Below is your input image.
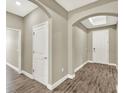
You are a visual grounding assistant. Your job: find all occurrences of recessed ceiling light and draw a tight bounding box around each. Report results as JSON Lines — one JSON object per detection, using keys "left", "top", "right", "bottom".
{"left": 89, "top": 16, "right": 106, "bottom": 26}
{"left": 16, "top": 1, "right": 21, "bottom": 6}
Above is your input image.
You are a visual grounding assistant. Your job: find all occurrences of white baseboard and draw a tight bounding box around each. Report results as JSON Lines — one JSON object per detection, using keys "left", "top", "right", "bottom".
{"left": 67, "top": 74, "right": 75, "bottom": 79}
{"left": 74, "top": 61, "right": 89, "bottom": 72}
{"left": 87, "top": 60, "right": 93, "bottom": 63}
{"left": 89, "top": 61, "right": 117, "bottom": 65}
{"left": 87, "top": 60, "right": 117, "bottom": 67}
{"left": 47, "top": 73, "right": 77, "bottom": 90}
{"left": 21, "top": 70, "right": 33, "bottom": 79}
{"left": 103, "top": 63, "right": 117, "bottom": 66}
{"left": 47, "top": 74, "right": 76, "bottom": 90}
{"left": 47, "top": 75, "right": 68, "bottom": 90}
{"left": 47, "top": 61, "right": 90, "bottom": 90}
{"left": 47, "top": 61, "right": 89, "bottom": 90}
{"left": 6, "top": 62, "right": 19, "bottom": 73}
{"left": 109, "top": 63, "right": 117, "bottom": 66}
{"left": 47, "top": 84, "right": 53, "bottom": 90}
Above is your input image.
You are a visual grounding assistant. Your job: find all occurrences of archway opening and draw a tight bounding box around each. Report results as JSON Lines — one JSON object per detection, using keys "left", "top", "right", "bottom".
{"left": 72, "top": 13, "right": 118, "bottom": 74}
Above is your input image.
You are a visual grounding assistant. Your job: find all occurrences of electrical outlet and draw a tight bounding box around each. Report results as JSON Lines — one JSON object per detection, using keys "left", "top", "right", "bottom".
{"left": 61, "top": 68, "right": 64, "bottom": 72}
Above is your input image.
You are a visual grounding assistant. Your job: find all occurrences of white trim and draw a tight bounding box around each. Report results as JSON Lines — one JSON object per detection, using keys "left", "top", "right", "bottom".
{"left": 67, "top": 74, "right": 75, "bottom": 79}
{"left": 32, "top": 21, "right": 48, "bottom": 28}
{"left": 47, "top": 61, "right": 88, "bottom": 90}
{"left": 74, "top": 61, "right": 89, "bottom": 72}
{"left": 88, "top": 60, "right": 117, "bottom": 67}
{"left": 47, "top": 84, "right": 53, "bottom": 90}
{"left": 48, "top": 18, "right": 53, "bottom": 88}
{"left": 47, "top": 64, "right": 88, "bottom": 91}
{"left": 47, "top": 60, "right": 117, "bottom": 91}
{"left": 74, "top": 60, "right": 117, "bottom": 72}
{"left": 47, "top": 74, "right": 75, "bottom": 90}
{"left": 7, "top": 28, "right": 21, "bottom": 32}
{"left": 18, "top": 31, "right": 21, "bottom": 73}
{"left": 110, "top": 63, "right": 117, "bottom": 66}
{"left": 7, "top": 28, "right": 22, "bottom": 73}
{"left": 21, "top": 70, "right": 33, "bottom": 79}
{"left": 47, "top": 75, "right": 68, "bottom": 90}
{"left": 6, "top": 62, "right": 19, "bottom": 73}
{"left": 87, "top": 60, "right": 93, "bottom": 63}
{"left": 32, "top": 21, "right": 49, "bottom": 86}
{"left": 92, "top": 61, "right": 117, "bottom": 66}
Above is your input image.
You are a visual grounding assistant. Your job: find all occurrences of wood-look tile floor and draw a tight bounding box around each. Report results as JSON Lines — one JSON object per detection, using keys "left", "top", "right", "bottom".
{"left": 6, "top": 63, "right": 117, "bottom": 93}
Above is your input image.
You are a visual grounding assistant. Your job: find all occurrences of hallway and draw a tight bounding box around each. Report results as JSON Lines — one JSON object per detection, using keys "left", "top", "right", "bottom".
{"left": 6, "top": 63, "right": 117, "bottom": 93}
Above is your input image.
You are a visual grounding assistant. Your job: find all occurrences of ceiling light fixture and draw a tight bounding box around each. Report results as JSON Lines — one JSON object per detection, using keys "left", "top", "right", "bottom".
{"left": 89, "top": 16, "right": 106, "bottom": 26}
{"left": 16, "top": 1, "right": 21, "bottom": 6}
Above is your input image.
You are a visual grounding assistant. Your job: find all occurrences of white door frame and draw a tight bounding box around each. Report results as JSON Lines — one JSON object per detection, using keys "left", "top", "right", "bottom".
{"left": 32, "top": 21, "right": 49, "bottom": 86}
{"left": 92, "top": 30, "right": 109, "bottom": 64}
{"left": 6, "top": 28, "right": 21, "bottom": 73}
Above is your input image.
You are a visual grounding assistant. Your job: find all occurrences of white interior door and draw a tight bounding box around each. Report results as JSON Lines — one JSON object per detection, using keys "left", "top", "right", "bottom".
{"left": 92, "top": 29, "right": 109, "bottom": 64}
{"left": 33, "top": 21, "right": 48, "bottom": 86}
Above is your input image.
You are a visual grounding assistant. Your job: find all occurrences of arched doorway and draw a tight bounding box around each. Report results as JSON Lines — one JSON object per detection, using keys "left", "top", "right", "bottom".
{"left": 68, "top": 2, "right": 118, "bottom": 76}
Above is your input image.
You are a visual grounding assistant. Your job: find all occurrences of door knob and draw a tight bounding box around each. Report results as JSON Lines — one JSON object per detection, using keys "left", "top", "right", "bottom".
{"left": 93, "top": 48, "right": 95, "bottom": 52}
{"left": 44, "top": 57, "right": 47, "bottom": 59}
{"left": 32, "top": 50, "right": 35, "bottom": 53}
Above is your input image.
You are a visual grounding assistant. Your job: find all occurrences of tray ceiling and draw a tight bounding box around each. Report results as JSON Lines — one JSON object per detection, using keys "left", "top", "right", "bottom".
{"left": 81, "top": 16, "right": 117, "bottom": 29}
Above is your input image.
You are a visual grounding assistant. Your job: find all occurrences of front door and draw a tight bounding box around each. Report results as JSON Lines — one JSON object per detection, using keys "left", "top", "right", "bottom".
{"left": 92, "top": 29, "right": 109, "bottom": 64}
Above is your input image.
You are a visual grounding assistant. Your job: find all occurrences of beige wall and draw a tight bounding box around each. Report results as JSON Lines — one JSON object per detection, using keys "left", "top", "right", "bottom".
{"left": 6, "top": 12, "right": 24, "bottom": 30}
{"left": 109, "top": 28, "right": 118, "bottom": 64}
{"left": 23, "top": 5, "right": 68, "bottom": 84}
{"left": 7, "top": 4, "right": 68, "bottom": 84}
{"left": 6, "top": 30, "right": 19, "bottom": 67}
{"left": 72, "top": 26, "right": 88, "bottom": 70}
{"left": 87, "top": 31, "right": 92, "bottom": 61}
{"left": 68, "top": 1, "right": 118, "bottom": 75}
{"left": 6, "top": 0, "right": 117, "bottom": 85}
{"left": 87, "top": 27, "right": 118, "bottom": 64}
{"left": 23, "top": 8, "right": 48, "bottom": 73}
{"left": 45, "top": 6, "right": 68, "bottom": 84}
{"left": 73, "top": 26, "right": 88, "bottom": 69}
{"left": 6, "top": 12, "right": 24, "bottom": 68}
{"left": 6, "top": 8, "right": 49, "bottom": 73}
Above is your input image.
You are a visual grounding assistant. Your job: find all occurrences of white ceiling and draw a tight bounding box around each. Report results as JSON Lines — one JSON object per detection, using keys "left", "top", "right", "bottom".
{"left": 55, "top": 0, "right": 98, "bottom": 11}
{"left": 6, "top": 0, "right": 38, "bottom": 17}
{"left": 81, "top": 16, "right": 117, "bottom": 29}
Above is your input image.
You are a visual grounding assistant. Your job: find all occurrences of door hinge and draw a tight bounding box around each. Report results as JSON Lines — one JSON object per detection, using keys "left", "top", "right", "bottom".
{"left": 93, "top": 48, "right": 95, "bottom": 52}
{"left": 32, "top": 50, "right": 35, "bottom": 53}
{"left": 33, "top": 69, "right": 34, "bottom": 72}
{"left": 33, "top": 32, "right": 35, "bottom": 35}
